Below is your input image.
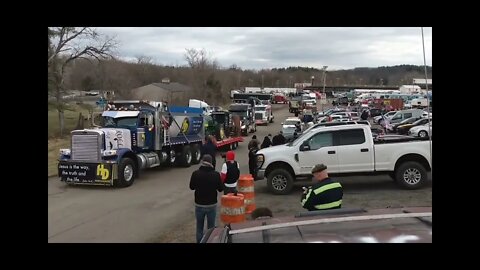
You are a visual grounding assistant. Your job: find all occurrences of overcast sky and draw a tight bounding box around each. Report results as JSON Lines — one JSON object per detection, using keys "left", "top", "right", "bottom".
{"left": 97, "top": 27, "right": 432, "bottom": 71}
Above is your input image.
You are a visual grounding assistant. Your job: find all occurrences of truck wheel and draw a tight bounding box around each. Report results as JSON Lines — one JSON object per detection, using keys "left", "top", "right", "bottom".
{"left": 177, "top": 145, "right": 192, "bottom": 167}
{"left": 191, "top": 144, "right": 201, "bottom": 164}
{"left": 267, "top": 168, "right": 294, "bottom": 195}
{"left": 395, "top": 161, "right": 427, "bottom": 189}
{"left": 115, "top": 158, "right": 135, "bottom": 187}
{"left": 165, "top": 150, "right": 176, "bottom": 166}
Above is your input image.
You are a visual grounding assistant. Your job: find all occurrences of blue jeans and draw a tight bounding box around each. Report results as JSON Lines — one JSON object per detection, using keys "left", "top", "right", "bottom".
{"left": 195, "top": 205, "right": 217, "bottom": 243}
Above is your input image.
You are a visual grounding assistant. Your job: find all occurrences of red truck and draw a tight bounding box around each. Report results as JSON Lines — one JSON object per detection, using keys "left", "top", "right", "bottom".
{"left": 273, "top": 93, "right": 288, "bottom": 104}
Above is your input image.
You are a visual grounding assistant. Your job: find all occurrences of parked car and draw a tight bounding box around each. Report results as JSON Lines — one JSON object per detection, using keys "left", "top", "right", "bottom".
{"left": 397, "top": 118, "right": 431, "bottom": 135}
{"left": 408, "top": 122, "right": 432, "bottom": 138}
{"left": 389, "top": 109, "right": 425, "bottom": 124}
{"left": 281, "top": 117, "right": 303, "bottom": 139}
{"left": 391, "top": 117, "right": 422, "bottom": 132}
{"left": 201, "top": 207, "right": 432, "bottom": 243}
{"left": 368, "top": 108, "right": 383, "bottom": 117}
{"left": 374, "top": 111, "right": 397, "bottom": 124}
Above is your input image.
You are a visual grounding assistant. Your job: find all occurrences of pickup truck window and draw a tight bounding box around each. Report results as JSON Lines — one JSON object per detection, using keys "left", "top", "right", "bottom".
{"left": 335, "top": 129, "right": 365, "bottom": 146}
{"left": 307, "top": 132, "right": 333, "bottom": 150}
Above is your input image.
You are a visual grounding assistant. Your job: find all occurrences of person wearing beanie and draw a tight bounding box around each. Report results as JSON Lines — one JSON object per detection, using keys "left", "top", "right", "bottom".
{"left": 189, "top": 154, "right": 223, "bottom": 243}
{"left": 300, "top": 163, "right": 343, "bottom": 212}
{"left": 220, "top": 150, "right": 240, "bottom": 195}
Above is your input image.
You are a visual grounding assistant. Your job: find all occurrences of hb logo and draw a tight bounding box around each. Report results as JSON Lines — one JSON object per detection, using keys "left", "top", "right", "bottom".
{"left": 97, "top": 164, "right": 110, "bottom": 180}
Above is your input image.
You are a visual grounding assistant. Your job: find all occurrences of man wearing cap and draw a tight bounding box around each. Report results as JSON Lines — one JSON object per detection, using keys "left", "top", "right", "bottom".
{"left": 301, "top": 164, "right": 343, "bottom": 211}
{"left": 189, "top": 154, "right": 224, "bottom": 243}
{"left": 220, "top": 150, "right": 240, "bottom": 195}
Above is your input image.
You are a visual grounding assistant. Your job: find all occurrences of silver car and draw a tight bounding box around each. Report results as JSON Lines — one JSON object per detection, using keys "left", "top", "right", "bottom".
{"left": 408, "top": 122, "right": 432, "bottom": 138}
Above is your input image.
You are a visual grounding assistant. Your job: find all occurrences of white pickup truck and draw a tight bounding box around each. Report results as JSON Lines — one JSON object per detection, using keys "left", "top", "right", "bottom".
{"left": 255, "top": 124, "right": 432, "bottom": 194}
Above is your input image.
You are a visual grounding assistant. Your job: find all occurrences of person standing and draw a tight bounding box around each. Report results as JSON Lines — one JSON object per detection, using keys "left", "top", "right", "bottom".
{"left": 248, "top": 140, "right": 259, "bottom": 178}
{"left": 301, "top": 164, "right": 343, "bottom": 211}
{"left": 220, "top": 151, "right": 240, "bottom": 195}
{"left": 260, "top": 134, "right": 272, "bottom": 149}
{"left": 248, "top": 135, "right": 259, "bottom": 150}
{"left": 272, "top": 131, "right": 286, "bottom": 146}
{"left": 201, "top": 135, "right": 217, "bottom": 168}
{"left": 189, "top": 154, "right": 223, "bottom": 243}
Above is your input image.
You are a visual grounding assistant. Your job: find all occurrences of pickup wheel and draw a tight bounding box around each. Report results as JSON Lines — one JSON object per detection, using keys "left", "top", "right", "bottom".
{"left": 115, "top": 157, "right": 135, "bottom": 187}
{"left": 395, "top": 161, "right": 427, "bottom": 189}
{"left": 267, "top": 168, "right": 294, "bottom": 195}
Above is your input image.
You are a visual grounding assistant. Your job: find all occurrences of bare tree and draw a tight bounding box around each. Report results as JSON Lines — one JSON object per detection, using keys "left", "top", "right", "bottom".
{"left": 48, "top": 27, "right": 117, "bottom": 136}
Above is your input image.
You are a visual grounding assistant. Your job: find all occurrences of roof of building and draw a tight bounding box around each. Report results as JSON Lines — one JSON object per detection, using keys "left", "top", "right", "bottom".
{"left": 413, "top": 78, "right": 432, "bottom": 85}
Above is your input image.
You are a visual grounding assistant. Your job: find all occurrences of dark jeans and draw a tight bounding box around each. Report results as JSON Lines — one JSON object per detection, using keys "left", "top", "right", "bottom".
{"left": 195, "top": 205, "right": 217, "bottom": 243}
{"left": 223, "top": 185, "right": 238, "bottom": 195}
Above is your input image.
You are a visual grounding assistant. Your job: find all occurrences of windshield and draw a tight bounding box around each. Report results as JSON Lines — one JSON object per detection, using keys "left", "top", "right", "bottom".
{"left": 255, "top": 107, "right": 266, "bottom": 111}
{"left": 413, "top": 118, "right": 429, "bottom": 125}
{"left": 231, "top": 111, "right": 248, "bottom": 118}
{"left": 103, "top": 116, "right": 138, "bottom": 128}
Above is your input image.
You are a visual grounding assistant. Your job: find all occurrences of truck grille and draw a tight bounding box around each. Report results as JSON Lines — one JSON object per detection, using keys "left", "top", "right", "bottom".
{"left": 71, "top": 133, "right": 101, "bottom": 161}
{"left": 255, "top": 113, "right": 263, "bottom": 120}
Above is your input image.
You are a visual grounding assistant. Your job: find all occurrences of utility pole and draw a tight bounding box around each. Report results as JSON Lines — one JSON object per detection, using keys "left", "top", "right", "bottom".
{"left": 322, "top": 66, "right": 328, "bottom": 112}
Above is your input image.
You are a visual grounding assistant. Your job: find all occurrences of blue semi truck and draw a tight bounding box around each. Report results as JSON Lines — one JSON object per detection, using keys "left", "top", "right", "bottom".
{"left": 58, "top": 100, "right": 242, "bottom": 187}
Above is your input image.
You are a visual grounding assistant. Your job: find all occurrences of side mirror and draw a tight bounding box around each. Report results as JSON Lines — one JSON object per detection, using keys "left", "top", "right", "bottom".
{"left": 299, "top": 141, "right": 310, "bottom": 151}
{"left": 281, "top": 122, "right": 284, "bottom": 125}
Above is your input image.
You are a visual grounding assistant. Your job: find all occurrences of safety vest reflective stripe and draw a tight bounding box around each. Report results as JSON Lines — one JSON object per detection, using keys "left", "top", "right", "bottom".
{"left": 313, "top": 182, "right": 342, "bottom": 195}
{"left": 301, "top": 189, "right": 313, "bottom": 206}
{"left": 314, "top": 200, "right": 342, "bottom": 210}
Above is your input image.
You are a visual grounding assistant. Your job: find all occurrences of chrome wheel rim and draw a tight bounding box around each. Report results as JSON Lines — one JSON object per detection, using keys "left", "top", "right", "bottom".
{"left": 195, "top": 149, "right": 201, "bottom": 161}
{"left": 124, "top": 164, "right": 133, "bottom": 182}
{"left": 272, "top": 175, "right": 287, "bottom": 190}
{"left": 403, "top": 168, "right": 421, "bottom": 185}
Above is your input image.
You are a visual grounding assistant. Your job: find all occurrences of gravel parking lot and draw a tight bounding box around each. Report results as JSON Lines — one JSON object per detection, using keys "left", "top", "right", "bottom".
{"left": 152, "top": 102, "right": 432, "bottom": 243}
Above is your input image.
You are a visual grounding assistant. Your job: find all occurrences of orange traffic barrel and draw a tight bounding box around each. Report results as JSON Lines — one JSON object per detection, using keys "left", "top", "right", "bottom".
{"left": 238, "top": 174, "right": 256, "bottom": 214}
{"left": 221, "top": 193, "right": 246, "bottom": 224}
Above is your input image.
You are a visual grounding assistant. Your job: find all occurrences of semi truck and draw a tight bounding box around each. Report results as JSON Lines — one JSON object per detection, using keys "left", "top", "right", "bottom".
{"left": 58, "top": 100, "right": 243, "bottom": 187}
{"left": 229, "top": 103, "right": 256, "bottom": 136}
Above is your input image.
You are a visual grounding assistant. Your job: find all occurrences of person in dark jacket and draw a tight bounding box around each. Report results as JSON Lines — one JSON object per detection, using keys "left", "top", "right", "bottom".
{"left": 189, "top": 154, "right": 223, "bottom": 243}
{"left": 301, "top": 164, "right": 343, "bottom": 211}
{"left": 248, "top": 140, "right": 259, "bottom": 178}
{"left": 260, "top": 134, "right": 272, "bottom": 149}
{"left": 201, "top": 135, "right": 217, "bottom": 168}
{"left": 272, "top": 131, "right": 286, "bottom": 146}
{"left": 248, "top": 135, "right": 259, "bottom": 150}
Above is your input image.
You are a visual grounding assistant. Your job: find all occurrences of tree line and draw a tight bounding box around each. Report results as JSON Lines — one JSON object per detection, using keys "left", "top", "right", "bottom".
{"left": 48, "top": 27, "right": 432, "bottom": 136}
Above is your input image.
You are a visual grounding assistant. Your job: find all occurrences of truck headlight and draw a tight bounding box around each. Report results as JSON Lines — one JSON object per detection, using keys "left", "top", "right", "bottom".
{"left": 102, "top": 149, "right": 117, "bottom": 157}
{"left": 59, "top": 148, "right": 71, "bottom": 156}
{"left": 256, "top": 154, "right": 265, "bottom": 169}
